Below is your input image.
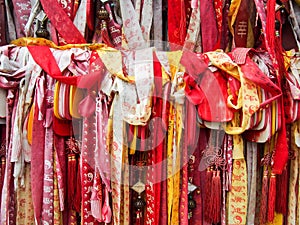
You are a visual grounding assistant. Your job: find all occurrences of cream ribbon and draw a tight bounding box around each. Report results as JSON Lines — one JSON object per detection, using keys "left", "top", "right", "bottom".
{"left": 227, "top": 133, "right": 248, "bottom": 225}
{"left": 288, "top": 122, "right": 299, "bottom": 225}
{"left": 246, "top": 141, "right": 257, "bottom": 225}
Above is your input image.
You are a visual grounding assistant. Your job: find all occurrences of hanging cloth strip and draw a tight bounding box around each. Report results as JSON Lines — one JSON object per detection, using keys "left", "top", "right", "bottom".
{"left": 11, "top": 0, "right": 32, "bottom": 38}
{"left": 39, "top": 0, "right": 86, "bottom": 44}
{"left": 73, "top": 0, "right": 87, "bottom": 37}
{"left": 228, "top": 0, "right": 250, "bottom": 48}
{"left": 53, "top": 152, "right": 62, "bottom": 225}
{"left": 168, "top": 0, "right": 186, "bottom": 50}
{"left": 144, "top": 54, "right": 165, "bottom": 225}
{"left": 119, "top": 0, "right": 146, "bottom": 49}
{"left": 140, "top": 0, "right": 153, "bottom": 42}
{"left": 30, "top": 77, "right": 46, "bottom": 225}
{"left": 166, "top": 51, "right": 185, "bottom": 225}
{"left": 213, "top": 0, "right": 224, "bottom": 49}
{"left": 288, "top": 122, "right": 299, "bottom": 225}
{"left": 15, "top": 163, "right": 34, "bottom": 224}
{"left": 80, "top": 103, "right": 99, "bottom": 224}
{"left": 183, "top": 0, "right": 201, "bottom": 52}
{"left": 153, "top": 0, "right": 163, "bottom": 49}
{"left": 0, "top": 0, "right": 7, "bottom": 45}
{"left": 246, "top": 142, "right": 258, "bottom": 225}
{"left": 200, "top": 0, "right": 218, "bottom": 52}
{"left": 108, "top": 91, "right": 126, "bottom": 225}
{"left": 41, "top": 75, "right": 55, "bottom": 224}
{"left": 227, "top": 133, "right": 248, "bottom": 225}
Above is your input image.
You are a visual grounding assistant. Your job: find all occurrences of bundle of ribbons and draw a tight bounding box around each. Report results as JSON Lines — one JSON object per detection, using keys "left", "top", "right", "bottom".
{"left": 1, "top": 0, "right": 300, "bottom": 225}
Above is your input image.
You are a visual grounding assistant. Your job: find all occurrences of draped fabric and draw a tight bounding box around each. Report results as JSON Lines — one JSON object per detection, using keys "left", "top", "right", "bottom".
{"left": 1, "top": 0, "right": 300, "bottom": 225}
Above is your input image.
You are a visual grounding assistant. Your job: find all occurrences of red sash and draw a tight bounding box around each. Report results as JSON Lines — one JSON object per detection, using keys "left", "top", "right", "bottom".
{"left": 27, "top": 46, "right": 105, "bottom": 88}
{"left": 39, "top": 0, "right": 86, "bottom": 44}
{"left": 168, "top": 0, "right": 186, "bottom": 49}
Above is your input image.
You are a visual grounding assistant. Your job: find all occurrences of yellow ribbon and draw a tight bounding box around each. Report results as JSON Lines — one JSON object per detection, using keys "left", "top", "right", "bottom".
{"left": 53, "top": 152, "right": 62, "bottom": 225}
{"left": 16, "top": 164, "right": 35, "bottom": 224}
{"left": 11, "top": 37, "right": 107, "bottom": 50}
{"left": 167, "top": 104, "right": 174, "bottom": 225}
{"left": 227, "top": 111, "right": 248, "bottom": 225}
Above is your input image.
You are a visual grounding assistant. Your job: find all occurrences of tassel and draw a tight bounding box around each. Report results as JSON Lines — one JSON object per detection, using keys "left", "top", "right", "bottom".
{"left": 91, "top": 172, "right": 103, "bottom": 221}
{"left": 276, "top": 167, "right": 288, "bottom": 215}
{"left": 73, "top": 161, "right": 81, "bottom": 213}
{"left": 67, "top": 153, "right": 77, "bottom": 208}
{"left": 267, "top": 173, "right": 276, "bottom": 222}
{"left": 134, "top": 195, "right": 145, "bottom": 225}
{"left": 211, "top": 170, "right": 221, "bottom": 224}
{"left": 102, "top": 187, "right": 112, "bottom": 223}
{"left": 259, "top": 170, "right": 269, "bottom": 224}
{"left": 136, "top": 209, "right": 142, "bottom": 225}
{"left": 204, "top": 167, "right": 213, "bottom": 223}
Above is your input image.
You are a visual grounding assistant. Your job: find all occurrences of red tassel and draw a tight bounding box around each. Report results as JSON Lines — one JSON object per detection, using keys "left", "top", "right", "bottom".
{"left": 276, "top": 167, "right": 288, "bottom": 215}
{"left": 204, "top": 168, "right": 213, "bottom": 223}
{"left": 136, "top": 209, "right": 142, "bottom": 225}
{"left": 73, "top": 161, "right": 81, "bottom": 213}
{"left": 260, "top": 170, "right": 269, "bottom": 224}
{"left": 268, "top": 173, "right": 276, "bottom": 222}
{"left": 67, "top": 153, "right": 77, "bottom": 208}
{"left": 211, "top": 170, "right": 221, "bottom": 224}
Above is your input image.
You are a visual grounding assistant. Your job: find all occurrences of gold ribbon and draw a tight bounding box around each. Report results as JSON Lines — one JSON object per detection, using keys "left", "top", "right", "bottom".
{"left": 53, "top": 152, "right": 62, "bottom": 225}
{"left": 227, "top": 112, "right": 248, "bottom": 225}
{"left": 167, "top": 104, "right": 175, "bottom": 224}
{"left": 288, "top": 122, "right": 299, "bottom": 225}
{"left": 16, "top": 164, "right": 34, "bottom": 224}
{"left": 166, "top": 51, "right": 185, "bottom": 225}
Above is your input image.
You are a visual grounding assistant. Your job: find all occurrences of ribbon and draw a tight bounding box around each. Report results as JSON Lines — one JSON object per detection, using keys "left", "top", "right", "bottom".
{"left": 168, "top": 0, "right": 186, "bottom": 50}
{"left": 41, "top": 76, "right": 55, "bottom": 224}
{"left": 145, "top": 56, "right": 164, "bottom": 225}
{"left": 80, "top": 114, "right": 98, "bottom": 224}
{"left": 0, "top": 0, "right": 7, "bottom": 45}
{"left": 16, "top": 163, "right": 34, "bottom": 224}
{"left": 200, "top": 0, "right": 218, "bottom": 52}
{"left": 167, "top": 61, "right": 185, "bottom": 225}
{"left": 140, "top": 0, "right": 153, "bottom": 42}
{"left": 108, "top": 93, "right": 126, "bottom": 225}
{"left": 11, "top": 0, "right": 32, "bottom": 38}
{"left": 39, "top": 0, "right": 86, "bottom": 44}
{"left": 246, "top": 141, "right": 258, "bottom": 225}
{"left": 183, "top": 0, "right": 201, "bottom": 52}
{"left": 31, "top": 81, "right": 46, "bottom": 224}
{"left": 288, "top": 122, "right": 299, "bottom": 224}
{"left": 227, "top": 133, "right": 248, "bottom": 225}
{"left": 119, "top": 0, "right": 146, "bottom": 49}
{"left": 153, "top": 0, "right": 163, "bottom": 49}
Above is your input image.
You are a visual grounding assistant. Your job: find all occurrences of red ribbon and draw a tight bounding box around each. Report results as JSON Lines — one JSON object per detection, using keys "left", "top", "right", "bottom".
{"left": 39, "top": 0, "right": 86, "bottom": 44}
